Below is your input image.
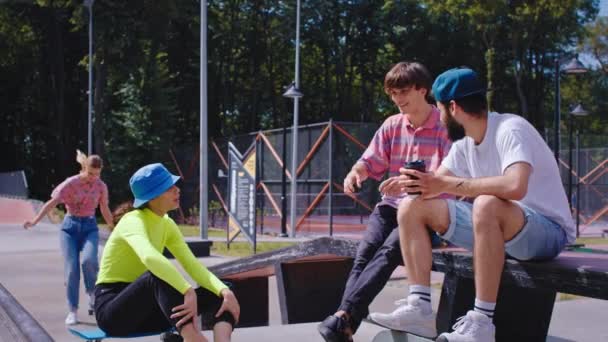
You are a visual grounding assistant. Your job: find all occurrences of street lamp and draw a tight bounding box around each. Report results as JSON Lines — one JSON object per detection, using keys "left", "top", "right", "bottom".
{"left": 84, "top": 0, "right": 94, "bottom": 155}
{"left": 281, "top": 83, "right": 303, "bottom": 238}
{"left": 575, "top": 129, "right": 583, "bottom": 238}
{"left": 568, "top": 104, "right": 589, "bottom": 233}
{"left": 283, "top": 81, "right": 303, "bottom": 238}
{"left": 283, "top": 83, "right": 304, "bottom": 99}
{"left": 284, "top": 0, "right": 302, "bottom": 238}
{"left": 553, "top": 56, "right": 588, "bottom": 163}
{"left": 200, "top": 0, "right": 209, "bottom": 240}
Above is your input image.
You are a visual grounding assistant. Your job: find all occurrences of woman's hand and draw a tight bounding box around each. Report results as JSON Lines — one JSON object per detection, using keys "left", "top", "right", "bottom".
{"left": 171, "top": 287, "right": 198, "bottom": 328}
{"left": 216, "top": 288, "right": 240, "bottom": 325}
{"left": 23, "top": 220, "right": 35, "bottom": 229}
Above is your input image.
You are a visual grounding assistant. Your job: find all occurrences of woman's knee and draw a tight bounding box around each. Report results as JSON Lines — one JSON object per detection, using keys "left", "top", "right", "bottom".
{"left": 81, "top": 257, "right": 98, "bottom": 271}
{"left": 65, "top": 263, "right": 80, "bottom": 280}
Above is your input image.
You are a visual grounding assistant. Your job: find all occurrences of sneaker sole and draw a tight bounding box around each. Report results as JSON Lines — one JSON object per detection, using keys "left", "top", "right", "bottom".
{"left": 435, "top": 335, "right": 448, "bottom": 342}
{"left": 367, "top": 316, "right": 436, "bottom": 338}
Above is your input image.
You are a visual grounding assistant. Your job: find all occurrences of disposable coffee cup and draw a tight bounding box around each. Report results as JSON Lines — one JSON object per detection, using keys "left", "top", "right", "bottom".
{"left": 404, "top": 160, "right": 426, "bottom": 198}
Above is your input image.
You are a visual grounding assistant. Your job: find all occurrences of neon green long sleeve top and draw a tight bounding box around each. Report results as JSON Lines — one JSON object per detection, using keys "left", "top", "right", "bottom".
{"left": 96, "top": 208, "right": 227, "bottom": 296}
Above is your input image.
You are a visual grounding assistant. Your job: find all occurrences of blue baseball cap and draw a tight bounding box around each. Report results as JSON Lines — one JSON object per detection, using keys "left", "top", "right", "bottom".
{"left": 432, "top": 68, "right": 486, "bottom": 102}
{"left": 129, "top": 163, "right": 181, "bottom": 208}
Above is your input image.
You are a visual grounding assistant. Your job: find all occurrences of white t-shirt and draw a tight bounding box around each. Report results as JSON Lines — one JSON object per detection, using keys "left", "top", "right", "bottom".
{"left": 442, "top": 112, "right": 575, "bottom": 243}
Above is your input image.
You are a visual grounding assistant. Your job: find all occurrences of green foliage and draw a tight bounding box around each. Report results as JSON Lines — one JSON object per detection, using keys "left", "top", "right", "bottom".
{"left": 1, "top": 0, "right": 605, "bottom": 208}
{"left": 580, "top": 17, "right": 608, "bottom": 74}
{"left": 424, "top": 0, "right": 598, "bottom": 127}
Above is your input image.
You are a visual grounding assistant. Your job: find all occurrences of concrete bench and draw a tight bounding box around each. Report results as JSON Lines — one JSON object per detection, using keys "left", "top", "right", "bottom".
{"left": 0, "top": 283, "right": 53, "bottom": 342}
{"left": 208, "top": 237, "right": 608, "bottom": 341}
{"left": 430, "top": 247, "right": 608, "bottom": 341}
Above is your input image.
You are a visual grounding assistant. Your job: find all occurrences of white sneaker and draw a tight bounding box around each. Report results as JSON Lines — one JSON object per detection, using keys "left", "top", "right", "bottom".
{"left": 436, "top": 310, "right": 495, "bottom": 342}
{"left": 368, "top": 296, "right": 436, "bottom": 338}
{"left": 65, "top": 311, "right": 78, "bottom": 325}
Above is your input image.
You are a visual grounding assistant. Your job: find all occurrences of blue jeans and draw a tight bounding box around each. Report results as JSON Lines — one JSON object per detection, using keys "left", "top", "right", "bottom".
{"left": 60, "top": 215, "right": 99, "bottom": 311}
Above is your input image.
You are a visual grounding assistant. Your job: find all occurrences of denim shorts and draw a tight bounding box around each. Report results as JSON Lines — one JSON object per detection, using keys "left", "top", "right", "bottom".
{"left": 441, "top": 199, "right": 568, "bottom": 261}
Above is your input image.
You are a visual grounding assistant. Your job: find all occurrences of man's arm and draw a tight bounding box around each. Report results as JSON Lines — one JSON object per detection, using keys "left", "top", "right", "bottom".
{"left": 343, "top": 162, "right": 369, "bottom": 194}
{"left": 402, "top": 162, "right": 532, "bottom": 201}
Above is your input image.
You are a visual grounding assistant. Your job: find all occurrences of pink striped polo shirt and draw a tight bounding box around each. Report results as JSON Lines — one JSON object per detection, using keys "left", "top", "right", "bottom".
{"left": 51, "top": 175, "right": 109, "bottom": 217}
{"left": 358, "top": 106, "right": 452, "bottom": 208}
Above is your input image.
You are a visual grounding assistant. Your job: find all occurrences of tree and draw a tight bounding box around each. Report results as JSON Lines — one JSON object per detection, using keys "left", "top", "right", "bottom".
{"left": 580, "top": 17, "right": 608, "bottom": 75}
{"left": 424, "top": 0, "right": 509, "bottom": 110}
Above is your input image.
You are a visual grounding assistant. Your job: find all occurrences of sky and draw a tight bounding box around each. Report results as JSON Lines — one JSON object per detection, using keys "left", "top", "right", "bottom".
{"left": 600, "top": 0, "right": 608, "bottom": 16}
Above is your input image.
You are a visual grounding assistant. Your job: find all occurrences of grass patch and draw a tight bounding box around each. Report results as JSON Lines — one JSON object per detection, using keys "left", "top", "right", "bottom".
{"left": 177, "top": 225, "right": 225, "bottom": 238}
{"left": 211, "top": 241, "right": 296, "bottom": 257}
{"left": 177, "top": 225, "right": 295, "bottom": 257}
{"left": 575, "top": 237, "right": 608, "bottom": 245}
{"left": 557, "top": 293, "right": 582, "bottom": 301}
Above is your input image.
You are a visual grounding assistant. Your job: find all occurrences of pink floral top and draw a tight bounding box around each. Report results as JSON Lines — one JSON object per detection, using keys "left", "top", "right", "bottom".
{"left": 51, "top": 175, "right": 109, "bottom": 217}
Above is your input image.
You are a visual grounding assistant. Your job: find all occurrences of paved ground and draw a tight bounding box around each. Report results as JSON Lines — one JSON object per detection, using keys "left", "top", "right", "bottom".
{"left": 1, "top": 220, "right": 607, "bottom": 341}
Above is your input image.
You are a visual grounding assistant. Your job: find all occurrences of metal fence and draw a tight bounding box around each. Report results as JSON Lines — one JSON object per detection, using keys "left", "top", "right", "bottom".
{"left": 170, "top": 124, "right": 608, "bottom": 237}
{"left": 170, "top": 120, "right": 379, "bottom": 236}
{"left": 555, "top": 132, "right": 608, "bottom": 236}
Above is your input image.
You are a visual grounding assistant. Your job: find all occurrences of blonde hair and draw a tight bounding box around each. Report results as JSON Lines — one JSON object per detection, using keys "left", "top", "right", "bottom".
{"left": 76, "top": 149, "right": 103, "bottom": 171}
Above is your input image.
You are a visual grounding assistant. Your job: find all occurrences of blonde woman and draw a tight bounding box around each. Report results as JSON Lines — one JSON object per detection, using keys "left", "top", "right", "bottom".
{"left": 24, "top": 150, "right": 113, "bottom": 325}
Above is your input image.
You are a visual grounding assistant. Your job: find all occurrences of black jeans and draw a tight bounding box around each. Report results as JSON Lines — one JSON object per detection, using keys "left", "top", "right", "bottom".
{"left": 338, "top": 205, "right": 402, "bottom": 332}
{"left": 95, "top": 272, "right": 235, "bottom": 336}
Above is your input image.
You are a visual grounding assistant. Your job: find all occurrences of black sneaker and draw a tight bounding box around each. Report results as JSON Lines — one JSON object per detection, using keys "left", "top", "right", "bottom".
{"left": 317, "top": 315, "right": 353, "bottom": 342}
{"left": 160, "top": 332, "right": 183, "bottom": 342}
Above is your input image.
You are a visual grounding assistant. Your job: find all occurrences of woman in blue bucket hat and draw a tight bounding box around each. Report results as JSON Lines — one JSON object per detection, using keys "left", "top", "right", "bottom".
{"left": 94, "top": 163, "right": 239, "bottom": 342}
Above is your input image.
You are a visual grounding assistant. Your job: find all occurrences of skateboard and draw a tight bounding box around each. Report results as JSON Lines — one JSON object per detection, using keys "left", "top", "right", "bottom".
{"left": 68, "top": 326, "right": 178, "bottom": 342}
{"left": 363, "top": 317, "right": 435, "bottom": 342}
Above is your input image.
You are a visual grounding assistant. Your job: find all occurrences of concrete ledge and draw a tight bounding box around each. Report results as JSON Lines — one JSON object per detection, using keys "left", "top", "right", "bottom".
{"left": 0, "top": 283, "right": 53, "bottom": 342}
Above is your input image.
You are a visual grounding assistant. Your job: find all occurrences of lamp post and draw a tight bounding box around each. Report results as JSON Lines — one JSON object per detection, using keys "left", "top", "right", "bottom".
{"left": 575, "top": 130, "right": 581, "bottom": 237}
{"left": 568, "top": 104, "right": 589, "bottom": 219}
{"left": 200, "top": 0, "right": 208, "bottom": 239}
{"left": 84, "top": 0, "right": 94, "bottom": 155}
{"left": 283, "top": 0, "right": 303, "bottom": 238}
{"left": 553, "top": 57, "right": 588, "bottom": 163}
{"left": 283, "top": 83, "right": 303, "bottom": 238}
{"left": 280, "top": 125, "right": 288, "bottom": 237}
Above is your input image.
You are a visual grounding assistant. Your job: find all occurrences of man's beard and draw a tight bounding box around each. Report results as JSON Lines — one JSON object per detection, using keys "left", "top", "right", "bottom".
{"left": 446, "top": 114, "right": 466, "bottom": 142}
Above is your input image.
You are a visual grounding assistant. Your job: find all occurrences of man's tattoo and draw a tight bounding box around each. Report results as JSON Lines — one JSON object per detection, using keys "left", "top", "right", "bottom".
{"left": 456, "top": 180, "right": 465, "bottom": 188}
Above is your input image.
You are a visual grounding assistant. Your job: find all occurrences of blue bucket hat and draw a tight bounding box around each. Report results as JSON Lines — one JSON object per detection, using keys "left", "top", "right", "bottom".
{"left": 432, "top": 68, "right": 486, "bottom": 102}
{"left": 129, "top": 163, "right": 181, "bottom": 208}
